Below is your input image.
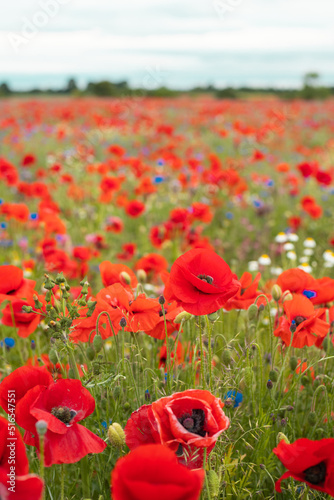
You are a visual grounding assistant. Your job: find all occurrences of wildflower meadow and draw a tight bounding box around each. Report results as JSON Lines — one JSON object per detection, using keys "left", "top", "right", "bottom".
{"left": 0, "top": 96, "right": 334, "bottom": 499}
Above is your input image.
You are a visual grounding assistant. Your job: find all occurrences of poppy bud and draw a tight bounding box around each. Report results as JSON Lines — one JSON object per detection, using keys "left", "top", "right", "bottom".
{"left": 207, "top": 310, "right": 220, "bottom": 322}
{"left": 277, "top": 432, "right": 289, "bottom": 444}
{"left": 137, "top": 269, "right": 147, "bottom": 283}
{"left": 49, "top": 348, "right": 58, "bottom": 365}
{"left": 206, "top": 470, "right": 220, "bottom": 498}
{"left": 35, "top": 420, "right": 48, "bottom": 437}
{"left": 159, "top": 295, "right": 166, "bottom": 305}
{"left": 308, "top": 412, "right": 317, "bottom": 425}
{"left": 269, "top": 370, "right": 278, "bottom": 383}
{"left": 108, "top": 423, "right": 125, "bottom": 449}
{"left": 123, "top": 402, "right": 131, "bottom": 411}
{"left": 174, "top": 311, "right": 193, "bottom": 324}
{"left": 282, "top": 291, "right": 293, "bottom": 303}
{"left": 93, "top": 334, "right": 103, "bottom": 353}
{"left": 289, "top": 356, "right": 298, "bottom": 371}
{"left": 248, "top": 304, "right": 258, "bottom": 322}
{"left": 120, "top": 271, "right": 131, "bottom": 285}
{"left": 86, "top": 346, "right": 96, "bottom": 361}
{"left": 271, "top": 284, "right": 282, "bottom": 302}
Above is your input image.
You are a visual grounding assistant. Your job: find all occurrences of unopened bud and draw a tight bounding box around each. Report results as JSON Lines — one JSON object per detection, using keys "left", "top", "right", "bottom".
{"left": 120, "top": 271, "right": 131, "bottom": 285}
{"left": 86, "top": 346, "right": 96, "bottom": 361}
{"left": 277, "top": 432, "right": 290, "bottom": 444}
{"left": 248, "top": 304, "right": 258, "bottom": 322}
{"left": 108, "top": 423, "right": 125, "bottom": 449}
{"left": 267, "top": 380, "right": 273, "bottom": 390}
{"left": 222, "top": 349, "right": 232, "bottom": 366}
{"left": 93, "top": 334, "right": 103, "bottom": 353}
{"left": 137, "top": 269, "right": 147, "bottom": 283}
{"left": 207, "top": 310, "right": 220, "bottom": 322}
{"left": 269, "top": 370, "right": 278, "bottom": 383}
{"left": 289, "top": 356, "right": 298, "bottom": 371}
{"left": 206, "top": 470, "right": 220, "bottom": 498}
{"left": 119, "top": 317, "right": 127, "bottom": 329}
{"left": 282, "top": 291, "right": 293, "bottom": 303}
{"left": 159, "top": 295, "right": 166, "bottom": 305}
{"left": 271, "top": 284, "right": 282, "bottom": 302}
{"left": 174, "top": 311, "right": 193, "bottom": 324}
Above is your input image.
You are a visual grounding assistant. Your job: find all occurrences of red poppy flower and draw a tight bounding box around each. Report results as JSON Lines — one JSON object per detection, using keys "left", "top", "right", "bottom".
{"left": 304, "top": 277, "right": 334, "bottom": 305}
{"left": 276, "top": 268, "right": 314, "bottom": 295}
{"left": 22, "top": 153, "right": 36, "bottom": 167}
{"left": 125, "top": 200, "right": 145, "bottom": 218}
{"left": 135, "top": 253, "right": 168, "bottom": 279}
{"left": 111, "top": 444, "right": 204, "bottom": 500}
{"left": 100, "top": 261, "right": 138, "bottom": 288}
{"left": 0, "top": 265, "right": 36, "bottom": 304}
{"left": 0, "top": 367, "right": 106, "bottom": 466}
{"left": 105, "top": 216, "right": 124, "bottom": 233}
{"left": 1, "top": 298, "right": 43, "bottom": 338}
{"left": 145, "top": 301, "right": 183, "bottom": 340}
{"left": 164, "top": 249, "right": 240, "bottom": 315}
{"left": 125, "top": 389, "right": 229, "bottom": 469}
{"left": 274, "top": 294, "right": 329, "bottom": 348}
{"left": 224, "top": 272, "right": 269, "bottom": 310}
{"left": 97, "top": 284, "right": 160, "bottom": 334}
{"left": 117, "top": 243, "right": 137, "bottom": 261}
{"left": 273, "top": 438, "right": 334, "bottom": 496}
{"left": 0, "top": 415, "right": 44, "bottom": 500}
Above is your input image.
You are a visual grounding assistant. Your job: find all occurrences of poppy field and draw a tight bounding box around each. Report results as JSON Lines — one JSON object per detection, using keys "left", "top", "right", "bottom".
{"left": 0, "top": 96, "right": 334, "bottom": 499}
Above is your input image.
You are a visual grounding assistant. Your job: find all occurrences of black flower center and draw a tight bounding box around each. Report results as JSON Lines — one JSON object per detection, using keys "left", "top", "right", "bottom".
{"left": 291, "top": 315, "right": 307, "bottom": 332}
{"left": 197, "top": 274, "right": 213, "bottom": 285}
{"left": 51, "top": 406, "right": 76, "bottom": 424}
{"left": 294, "top": 315, "right": 307, "bottom": 326}
{"left": 178, "top": 409, "right": 206, "bottom": 437}
{"left": 303, "top": 461, "right": 326, "bottom": 485}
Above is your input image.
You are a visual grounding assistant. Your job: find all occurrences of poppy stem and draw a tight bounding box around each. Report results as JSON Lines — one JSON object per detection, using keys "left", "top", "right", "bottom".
{"left": 80, "top": 455, "right": 90, "bottom": 497}
{"left": 198, "top": 317, "right": 206, "bottom": 389}
{"left": 161, "top": 303, "right": 171, "bottom": 393}
{"left": 205, "top": 316, "right": 213, "bottom": 391}
{"left": 39, "top": 436, "right": 45, "bottom": 500}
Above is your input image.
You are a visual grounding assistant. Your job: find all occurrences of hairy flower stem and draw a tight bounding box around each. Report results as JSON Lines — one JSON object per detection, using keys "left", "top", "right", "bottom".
{"left": 198, "top": 317, "right": 206, "bottom": 389}
{"left": 80, "top": 456, "right": 90, "bottom": 497}
{"left": 39, "top": 436, "right": 45, "bottom": 500}
{"left": 205, "top": 316, "right": 213, "bottom": 391}
{"left": 161, "top": 304, "right": 171, "bottom": 393}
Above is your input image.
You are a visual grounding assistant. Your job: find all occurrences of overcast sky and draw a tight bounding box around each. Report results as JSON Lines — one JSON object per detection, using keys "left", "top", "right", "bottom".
{"left": 1, "top": 0, "right": 333, "bottom": 89}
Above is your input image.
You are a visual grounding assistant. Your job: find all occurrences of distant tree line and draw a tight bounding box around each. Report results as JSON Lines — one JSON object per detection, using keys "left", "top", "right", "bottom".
{"left": 1, "top": 73, "right": 333, "bottom": 100}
